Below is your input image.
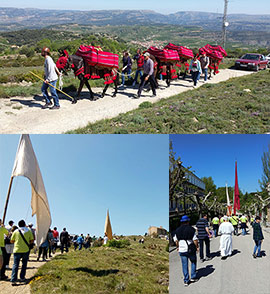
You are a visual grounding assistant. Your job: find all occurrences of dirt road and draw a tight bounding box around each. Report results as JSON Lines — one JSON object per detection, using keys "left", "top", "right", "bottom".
{"left": 0, "top": 252, "right": 57, "bottom": 294}
{"left": 0, "top": 69, "right": 254, "bottom": 134}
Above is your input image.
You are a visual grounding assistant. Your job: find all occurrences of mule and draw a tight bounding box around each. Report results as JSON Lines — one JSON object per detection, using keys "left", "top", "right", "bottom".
{"left": 56, "top": 51, "right": 119, "bottom": 104}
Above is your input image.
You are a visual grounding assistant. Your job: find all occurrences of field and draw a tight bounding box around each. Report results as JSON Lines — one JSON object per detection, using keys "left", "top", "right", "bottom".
{"left": 69, "top": 70, "right": 270, "bottom": 134}
{"left": 30, "top": 236, "right": 169, "bottom": 294}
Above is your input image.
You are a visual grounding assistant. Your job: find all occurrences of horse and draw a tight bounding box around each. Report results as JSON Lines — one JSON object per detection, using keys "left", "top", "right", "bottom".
{"left": 157, "top": 60, "right": 178, "bottom": 87}
{"left": 56, "top": 50, "right": 119, "bottom": 104}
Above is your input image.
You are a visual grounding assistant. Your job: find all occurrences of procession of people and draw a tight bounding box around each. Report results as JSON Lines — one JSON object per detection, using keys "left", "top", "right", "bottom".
{"left": 172, "top": 212, "right": 265, "bottom": 286}
{"left": 0, "top": 218, "right": 110, "bottom": 286}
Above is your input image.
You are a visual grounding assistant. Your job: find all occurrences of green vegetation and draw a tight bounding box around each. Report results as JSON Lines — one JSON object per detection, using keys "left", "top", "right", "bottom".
{"left": 30, "top": 236, "right": 168, "bottom": 294}
{"left": 68, "top": 70, "right": 270, "bottom": 134}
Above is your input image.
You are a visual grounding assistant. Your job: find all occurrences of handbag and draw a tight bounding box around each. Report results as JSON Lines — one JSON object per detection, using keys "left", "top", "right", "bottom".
{"left": 185, "top": 240, "right": 197, "bottom": 254}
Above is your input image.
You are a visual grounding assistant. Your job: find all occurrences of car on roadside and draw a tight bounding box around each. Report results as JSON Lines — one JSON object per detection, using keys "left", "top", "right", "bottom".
{"left": 266, "top": 53, "right": 270, "bottom": 67}
{"left": 235, "top": 53, "right": 268, "bottom": 71}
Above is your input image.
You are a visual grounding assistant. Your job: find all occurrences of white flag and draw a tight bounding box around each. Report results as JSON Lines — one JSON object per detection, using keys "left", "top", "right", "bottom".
{"left": 12, "top": 134, "right": 51, "bottom": 247}
{"left": 226, "top": 183, "right": 231, "bottom": 206}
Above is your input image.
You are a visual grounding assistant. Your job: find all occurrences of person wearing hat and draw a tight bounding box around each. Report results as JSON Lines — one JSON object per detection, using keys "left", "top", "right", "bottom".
{"left": 173, "top": 215, "right": 198, "bottom": 286}
{"left": 252, "top": 216, "right": 264, "bottom": 258}
{"left": 41, "top": 47, "right": 61, "bottom": 109}
{"left": 135, "top": 52, "right": 156, "bottom": 98}
{"left": 218, "top": 215, "right": 234, "bottom": 260}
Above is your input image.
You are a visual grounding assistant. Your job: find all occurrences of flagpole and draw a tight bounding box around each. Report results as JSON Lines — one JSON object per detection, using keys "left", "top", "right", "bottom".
{"left": 2, "top": 176, "right": 14, "bottom": 224}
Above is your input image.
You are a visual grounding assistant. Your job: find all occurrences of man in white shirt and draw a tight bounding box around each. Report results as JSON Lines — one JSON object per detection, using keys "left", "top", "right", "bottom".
{"left": 41, "top": 47, "right": 61, "bottom": 110}
{"left": 218, "top": 216, "right": 234, "bottom": 259}
{"left": 173, "top": 215, "right": 199, "bottom": 286}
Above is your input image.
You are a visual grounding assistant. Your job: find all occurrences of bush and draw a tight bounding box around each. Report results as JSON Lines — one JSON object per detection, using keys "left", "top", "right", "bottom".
{"left": 106, "top": 239, "right": 130, "bottom": 248}
{"left": 139, "top": 101, "right": 152, "bottom": 109}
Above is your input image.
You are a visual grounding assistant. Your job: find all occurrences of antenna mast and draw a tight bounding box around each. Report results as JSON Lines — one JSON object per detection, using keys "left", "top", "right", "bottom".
{"left": 222, "top": 0, "right": 229, "bottom": 49}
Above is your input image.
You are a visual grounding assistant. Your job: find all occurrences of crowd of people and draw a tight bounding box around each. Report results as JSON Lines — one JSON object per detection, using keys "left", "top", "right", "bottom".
{"left": 120, "top": 49, "right": 210, "bottom": 99}
{"left": 173, "top": 213, "right": 264, "bottom": 286}
{"left": 0, "top": 219, "right": 109, "bottom": 286}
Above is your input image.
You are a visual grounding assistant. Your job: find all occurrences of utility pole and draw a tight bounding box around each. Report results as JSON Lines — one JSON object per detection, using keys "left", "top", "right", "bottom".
{"left": 222, "top": 0, "right": 229, "bottom": 49}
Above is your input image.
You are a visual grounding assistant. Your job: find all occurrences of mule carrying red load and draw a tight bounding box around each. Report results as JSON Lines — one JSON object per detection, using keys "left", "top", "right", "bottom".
{"left": 199, "top": 44, "right": 227, "bottom": 75}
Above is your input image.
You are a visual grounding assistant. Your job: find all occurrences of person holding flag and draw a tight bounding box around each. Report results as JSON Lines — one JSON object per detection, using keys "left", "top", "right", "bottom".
{"left": 230, "top": 215, "right": 239, "bottom": 235}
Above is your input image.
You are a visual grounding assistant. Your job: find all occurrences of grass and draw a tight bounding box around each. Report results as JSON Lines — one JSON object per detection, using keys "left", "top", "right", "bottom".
{"left": 30, "top": 236, "right": 168, "bottom": 294}
{"left": 69, "top": 69, "right": 270, "bottom": 134}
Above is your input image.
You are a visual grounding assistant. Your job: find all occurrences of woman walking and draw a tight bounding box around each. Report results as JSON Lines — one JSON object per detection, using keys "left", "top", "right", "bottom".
{"left": 189, "top": 54, "right": 202, "bottom": 87}
{"left": 252, "top": 216, "right": 264, "bottom": 258}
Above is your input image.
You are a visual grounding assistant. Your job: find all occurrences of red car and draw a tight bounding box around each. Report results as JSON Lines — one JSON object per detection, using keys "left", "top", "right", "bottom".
{"left": 235, "top": 53, "right": 268, "bottom": 71}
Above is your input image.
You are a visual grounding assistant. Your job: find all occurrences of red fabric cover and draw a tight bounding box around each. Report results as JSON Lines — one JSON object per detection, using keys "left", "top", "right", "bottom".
{"left": 146, "top": 47, "right": 179, "bottom": 62}
{"left": 97, "top": 51, "right": 119, "bottom": 68}
{"left": 205, "top": 44, "right": 227, "bottom": 57}
{"left": 164, "top": 43, "right": 194, "bottom": 59}
{"left": 75, "top": 45, "right": 119, "bottom": 68}
{"left": 56, "top": 56, "right": 68, "bottom": 70}
{"left": 76, "top": 45, "right": 98, "bottom": 66}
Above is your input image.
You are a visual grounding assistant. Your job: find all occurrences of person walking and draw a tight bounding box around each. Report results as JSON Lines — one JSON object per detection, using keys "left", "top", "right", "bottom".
{"left": 230, "top": 215, "right": 239, "bottom": 235}
{"left": 173, "top": 215, "right": 198, "bottom": 286}
{"left": 218, "top": 216, "right": 234, "bottom": 260}
{"left": 41, "top": 47, "right": 61, "bottom": 109}
{"left": 120, "top": 52, "right": 132, "bottom": 88}
{"left": 196, "top": 214, "right": 212, "bottom": 262}
{"left": 135, "top": 52, "right": 156, "bottom": 98}
{"left": 252, "top": 216, "right": 264, "bottom": 258}
{"left": 77, "top": 234, "right": 84, "bottom": 250}
{"left": 60, "top": 228, "right": 69, "bottom": 253}
{"left": 189, "top": 54, "right": 202, "bottom": 87}
{"left": 240, "top": 215, "right": 248, "bottom": 235}
{"left": 212, "top": 216, "right": 220, "bottom": 237}
{"left": 0, "top": 219, "right": 9, "bottom": 281}
{"left": 200, "top": 53, "right": 209, "bottom": 82}
{"left": 52, "top": 227, "right": 59, "bottom": 253}
{"left": 10, "top": 220, "right": 34, "bottom": 286}
{"left": 132, "top": 49, "right": 144, "bottom": 86}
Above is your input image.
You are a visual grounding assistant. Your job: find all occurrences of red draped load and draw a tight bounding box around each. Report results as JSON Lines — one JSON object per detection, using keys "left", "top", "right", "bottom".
{"left": 199, "top": 44, "right": 227, "bottom": 60}
{"left": 146, "top": 47, "right": 180, "bottom": 62}
{"left": 75, "top": 45, "right": 119, "bottom": 69}
{"left": 165, "top": 43, "right": 194, "bottom": 59}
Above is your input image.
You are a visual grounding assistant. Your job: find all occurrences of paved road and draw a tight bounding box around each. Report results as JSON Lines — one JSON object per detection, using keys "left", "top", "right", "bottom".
{"left": 170, "top": 228, "right": 270, "bottom": 294}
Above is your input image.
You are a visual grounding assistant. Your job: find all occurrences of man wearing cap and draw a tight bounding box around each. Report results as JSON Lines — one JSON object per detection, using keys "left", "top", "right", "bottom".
{"left": 41, "top": 47, "right": 61, "bottom": 110}
{"left": 135, "top": 52, "right": 156, "bottom": 98}
{"left": 173, "top": 215, "right": 199, "bottom": 286}
{"left": 218, "top": 216, "right": 234, "bottom": 260}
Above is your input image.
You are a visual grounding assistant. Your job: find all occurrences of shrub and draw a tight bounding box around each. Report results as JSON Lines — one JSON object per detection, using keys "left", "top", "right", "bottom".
{"left": 139, "top": 101, "right": 152, "bottom": 109}
{"left": 106, "top": 239, "right": 130, "bottom": 248}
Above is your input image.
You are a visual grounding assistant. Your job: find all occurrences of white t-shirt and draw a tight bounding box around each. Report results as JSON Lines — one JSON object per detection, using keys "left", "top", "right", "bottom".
{"left": 104, "top": 236, "right": 109, "bottom": 245}
{"left": 173, "top": 233, "right": 198, "bottom": 253}
{"left": 44, "top": 56, "right": 58, "bottom": 82}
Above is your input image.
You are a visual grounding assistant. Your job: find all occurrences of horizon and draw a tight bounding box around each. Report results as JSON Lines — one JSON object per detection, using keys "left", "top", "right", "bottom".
{"left": 0, "top": 0, "right": 270, "bottom": 15}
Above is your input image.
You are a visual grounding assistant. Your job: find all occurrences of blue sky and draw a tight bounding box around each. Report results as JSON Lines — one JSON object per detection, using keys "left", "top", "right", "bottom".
{"left": 0, "top": 135, "right": 168, "bottom": 237}
{"left": 170, "top": 134, "right": 270, "bottom": 194}
{"left": 1, "top": 0, "right": 270, "bottom": 15}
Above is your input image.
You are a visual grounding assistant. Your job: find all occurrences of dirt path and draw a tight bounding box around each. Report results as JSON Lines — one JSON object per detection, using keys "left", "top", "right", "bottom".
{"left": 0, "top": 252, "right": 58, "bottom": 294}
{"left": 0, "top": 69, "right": 254, "bottom": 134}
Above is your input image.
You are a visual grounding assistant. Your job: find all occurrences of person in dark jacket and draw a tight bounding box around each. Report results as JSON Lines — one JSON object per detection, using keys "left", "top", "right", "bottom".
{"left": 120, "top": 52, "right": 132, "bottom": 87}
{"left": 252, "top": 216, "right": 264, "bottom": 258}
{"left": 60, "top": 228, "right": 69, "bottom": 254}
{"left": 173, "top": 215, "right": 199, "bottom": 286}
{"left": 196, "top": 214, "right": 212, "bottom": 262}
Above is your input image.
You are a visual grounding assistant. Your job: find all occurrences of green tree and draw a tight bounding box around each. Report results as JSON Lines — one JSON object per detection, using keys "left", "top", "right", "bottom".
{"left": 259, "top": 144, "right": 270, "bottom": 192}
{"left": 201, "top": 176, "right": 216, "bottom": 194}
